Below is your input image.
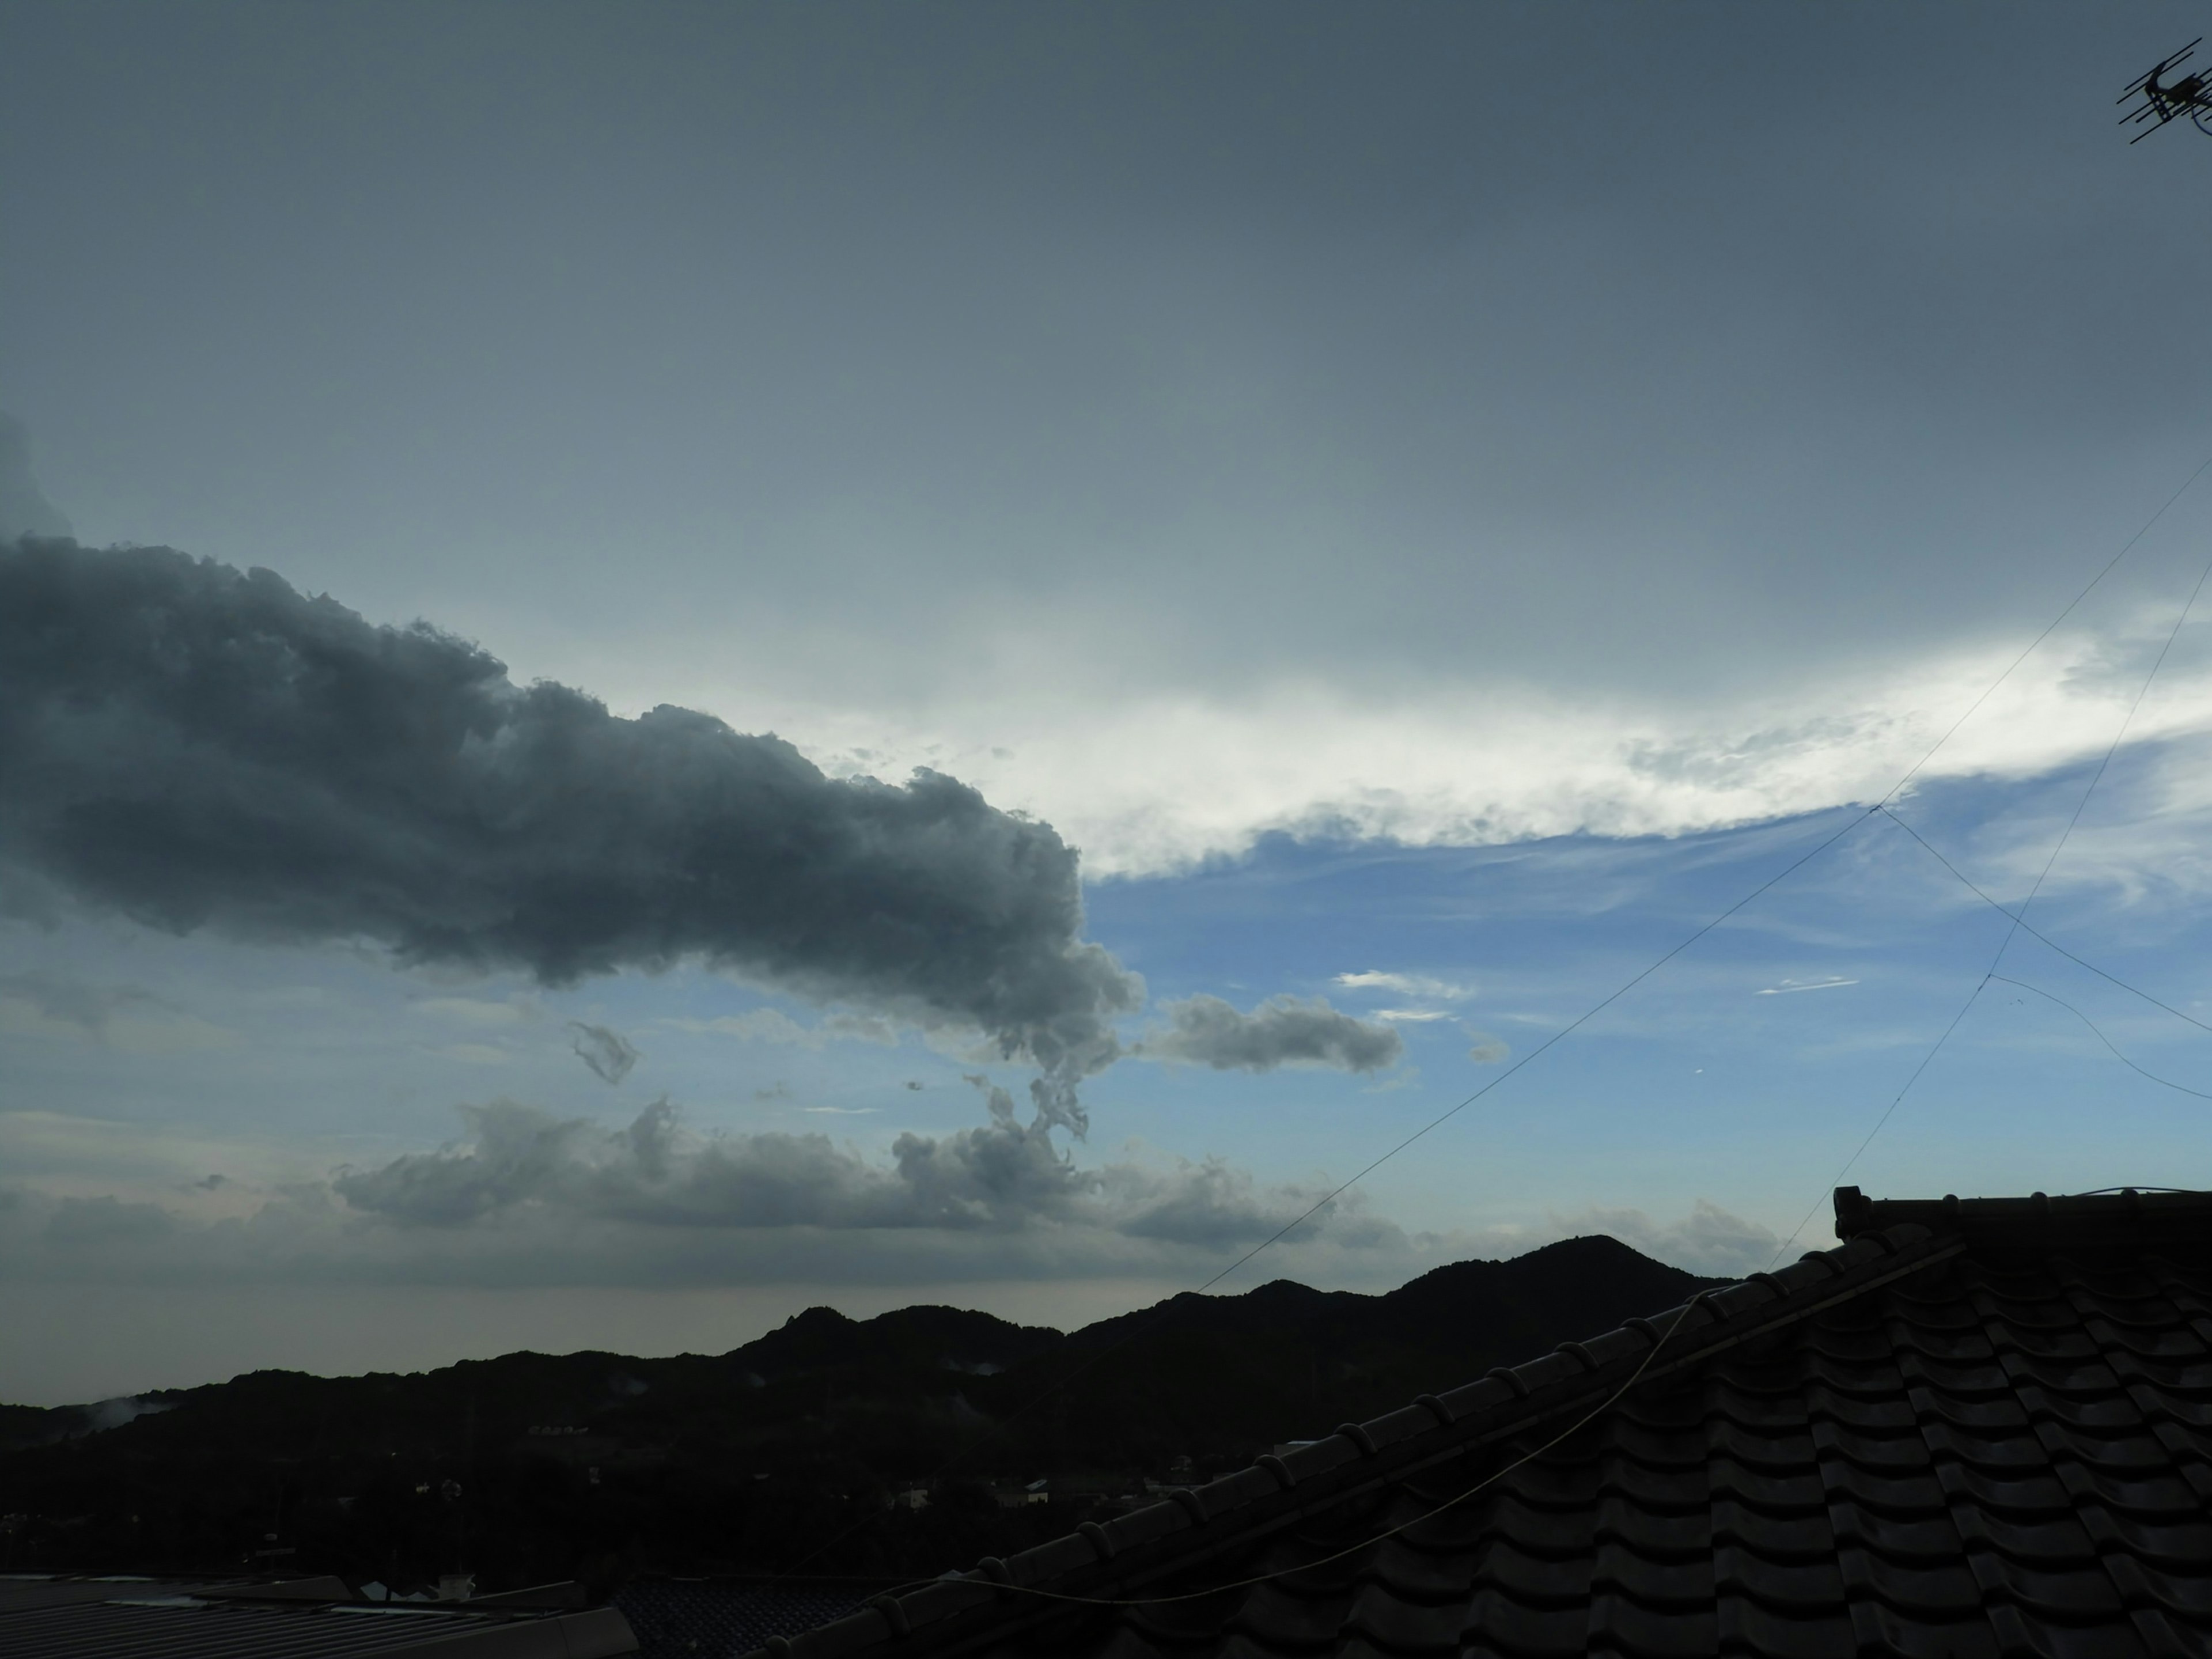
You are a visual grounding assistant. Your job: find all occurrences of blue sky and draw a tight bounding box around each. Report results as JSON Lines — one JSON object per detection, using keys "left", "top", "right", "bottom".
{"left": 5, "top": 1, "right": 2212, "bottom": 1402}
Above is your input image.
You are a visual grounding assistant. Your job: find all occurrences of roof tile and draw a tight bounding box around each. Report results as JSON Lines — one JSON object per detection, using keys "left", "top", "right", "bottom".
{"left": 749, "top": 1194, "right": 2212, "bottom": 1659}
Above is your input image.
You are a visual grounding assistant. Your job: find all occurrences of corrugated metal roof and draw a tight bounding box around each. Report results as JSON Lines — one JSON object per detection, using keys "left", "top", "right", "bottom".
{"left": 0, "top": 1577, "right": 252, "bottom": 1614}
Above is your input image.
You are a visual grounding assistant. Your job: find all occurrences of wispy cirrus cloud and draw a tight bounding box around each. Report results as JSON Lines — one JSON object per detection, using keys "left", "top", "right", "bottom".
{"left": 0, "top": 972, "right": 236, "bottom": 1054}
{"left": 1335, "top": 971, "right": 1476, "bottom": 1002}
{"left": 660, "top": 1008, "right": 900, "bottom": 1050}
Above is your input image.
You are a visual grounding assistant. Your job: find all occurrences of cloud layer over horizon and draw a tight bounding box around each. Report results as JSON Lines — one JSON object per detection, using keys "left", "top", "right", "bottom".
{"left": 0, "top": 1093, "right": 1782, "bottom": 1298}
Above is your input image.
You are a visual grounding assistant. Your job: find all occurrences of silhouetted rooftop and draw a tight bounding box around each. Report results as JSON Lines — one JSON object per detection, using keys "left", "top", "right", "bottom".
{"left": 747, "top": 1187, "right": 2212, "bottom": 1659}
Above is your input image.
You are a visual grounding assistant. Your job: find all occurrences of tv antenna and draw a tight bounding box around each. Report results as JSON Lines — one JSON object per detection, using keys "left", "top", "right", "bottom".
{"left": 2120, "top": 40, "right": 2212, "bottom": 141}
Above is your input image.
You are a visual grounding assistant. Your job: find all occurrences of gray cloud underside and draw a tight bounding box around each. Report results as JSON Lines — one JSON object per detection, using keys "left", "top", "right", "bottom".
{"left": 0, "top": 541, "right": 1139, "bottom": 1114}
{"left": 1140, "top": 994, "right": 1403, "bottom": 1073}
{"left": 0, "top": 1096, "right": 1783, "bottom": 1288}
{"left": 331, "top": 1089, "right": 1388, "bottom": 1252}
{"left": 0, "top": 1096, "right": 1408, "bottom": 1289}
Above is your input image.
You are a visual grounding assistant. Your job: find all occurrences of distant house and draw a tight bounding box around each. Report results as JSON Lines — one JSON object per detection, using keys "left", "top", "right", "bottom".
{"left": 748, "top": 1188, "right": 2212, "bottom": 1659}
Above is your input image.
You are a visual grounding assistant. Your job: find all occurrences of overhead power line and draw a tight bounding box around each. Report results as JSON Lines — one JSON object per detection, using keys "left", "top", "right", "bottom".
{"left": 778, "top": 438, "right": 2212, "bottom": 1582}
{"left": 1988, "top": 976, "right": 2212, "bottom": 1102}
{"left": 1880, "top": 806, "right": 2212, "bottom": 1039}
{"left": 1770, "top": 463, "right": 2212, "bottom": 1262}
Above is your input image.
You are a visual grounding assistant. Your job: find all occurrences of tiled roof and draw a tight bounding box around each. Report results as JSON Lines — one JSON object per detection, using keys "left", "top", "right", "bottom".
{"left": 749, "top": 1188, "right": 2212, "bottom": 1659}
{"left": 615, "top": 1577, "right": 880, "bottom": 1658}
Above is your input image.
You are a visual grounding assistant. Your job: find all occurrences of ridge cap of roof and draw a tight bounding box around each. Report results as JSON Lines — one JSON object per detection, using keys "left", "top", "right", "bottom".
{"left": 1834, "top": 1183, "right": 2212, "bottom": 1249}
{"left": 755, "top": 1219, "right": 1960, "bottom": 1659}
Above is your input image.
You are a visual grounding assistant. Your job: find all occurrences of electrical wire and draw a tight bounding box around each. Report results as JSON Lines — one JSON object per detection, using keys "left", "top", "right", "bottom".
{"left": 773, "top": 798, "right": 1898, "bottom": 1584}
{"left": 775, "top": 441, "right": 2212, "bottom": 1584}
{"left": 1987, "top": 975, "right": 2212, "bottom": 1101}
{"left": 1880, "top": 806, "right": 2212, "bottom": 1037}
{"left": 1881, "top": 448, "right": 2212, "bottom": 803}
{"left": 1767, "top": 970, "right": 1991, "bottom": 1269}
{"left": 1768, "top": 505, "right": 2212, "bottom": 1264}
{"left": 870, "top": 1291, "right": 1715, "bottom": 1612}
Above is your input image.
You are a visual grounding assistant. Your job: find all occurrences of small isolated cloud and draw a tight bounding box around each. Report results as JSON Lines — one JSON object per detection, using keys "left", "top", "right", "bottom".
{"left": 1373, "top": 1008, "right": 1456, "bottom": 1023}
{"left": 1754, "top": 978, "right": 1860, "bottom": 996}
{"left": 567, "top": 1021, "right": 641, "bottom": 1085}
{"left": 802, "top": 1106, "right": 878, "bottom": 1116}
{"left": 1335, "top": 971, "right": 1475, "bottom": 1001}
{"left": 1138, "top": 994, "right": 1403, "bottom": 1073}
{"left": 1465, "top": 1035, "right": 1510, "bottom": 1064}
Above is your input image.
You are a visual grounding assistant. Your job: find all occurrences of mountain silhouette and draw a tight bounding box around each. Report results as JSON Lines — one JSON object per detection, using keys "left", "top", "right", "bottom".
{"left": 0, "top": 1236, "right": 1719, "bottom": 1589}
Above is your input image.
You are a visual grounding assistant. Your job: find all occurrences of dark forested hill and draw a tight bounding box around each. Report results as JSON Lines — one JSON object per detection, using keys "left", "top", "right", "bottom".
{"left": 0, "top": 1237, "right": 1718, "bottom": 1591}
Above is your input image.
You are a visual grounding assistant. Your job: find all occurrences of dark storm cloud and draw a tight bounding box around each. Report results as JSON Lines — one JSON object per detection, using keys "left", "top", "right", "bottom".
{"left": 566, "top": 1021, "right": 640, "bottom": 1085}
{"left": 1139, "top": 994, "right": 1403, "bottom": 1074}
{"left": 0, "top": 541, "right": 1140, "bottom": 1090}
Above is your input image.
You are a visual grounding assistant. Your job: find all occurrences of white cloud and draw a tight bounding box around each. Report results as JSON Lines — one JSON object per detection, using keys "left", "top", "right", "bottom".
{"left": 1336, "top": 971, "right": 1476, "bottom": 1002}
{"left": 1755, "top": 978, "right": 1860, "bottom": 996}
{"left": 698, "top": 616, "right": 2212, "bottom": 880}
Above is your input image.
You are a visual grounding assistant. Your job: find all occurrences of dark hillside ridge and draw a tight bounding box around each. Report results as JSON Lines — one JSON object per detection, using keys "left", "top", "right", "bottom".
{"left": 1005, "top": 1237, "right": 1716, "bottom": 1466}
{"left": 0, "top": 1236, "right": 1721, "bottom": 1588}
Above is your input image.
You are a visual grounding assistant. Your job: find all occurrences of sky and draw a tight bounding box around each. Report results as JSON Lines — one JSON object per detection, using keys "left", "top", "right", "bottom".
{"left": 5, "top": 1, "right": 2212, "bottom": 1404}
